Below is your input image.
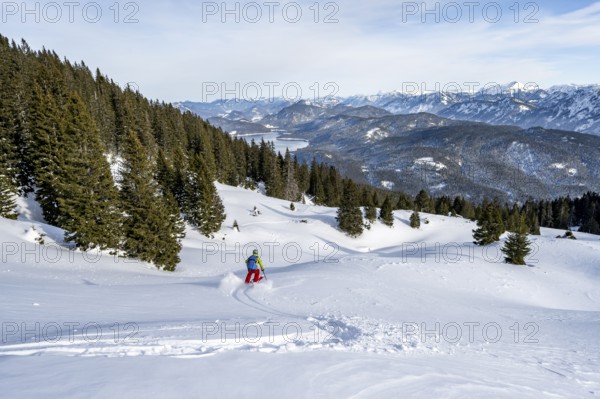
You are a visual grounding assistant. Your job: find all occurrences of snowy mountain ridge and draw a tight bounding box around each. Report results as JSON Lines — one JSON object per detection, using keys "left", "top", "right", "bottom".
{"left": 178, "top": 83, "right": 600, "bottom": 136}
{"left": 175, "top": 83, "right": 600, "bottom": 201}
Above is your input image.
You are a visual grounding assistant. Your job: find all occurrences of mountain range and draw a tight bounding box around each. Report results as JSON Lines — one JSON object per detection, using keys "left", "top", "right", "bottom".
{"left": 175, "top": 83, "right": 600, "bottom": 201}
{"left": 176, "top": 83, "right": 600, "bottom": 136}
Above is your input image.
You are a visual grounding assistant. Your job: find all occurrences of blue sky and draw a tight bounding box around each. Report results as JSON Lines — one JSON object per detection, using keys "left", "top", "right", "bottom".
{"left": 1, "top": 0, "right": 599, "bottom": 102}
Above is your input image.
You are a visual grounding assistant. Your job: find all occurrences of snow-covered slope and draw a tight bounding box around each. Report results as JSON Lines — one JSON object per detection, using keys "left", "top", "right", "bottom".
{"left": 1, "top": 184, "right": 599, "bottom": 398}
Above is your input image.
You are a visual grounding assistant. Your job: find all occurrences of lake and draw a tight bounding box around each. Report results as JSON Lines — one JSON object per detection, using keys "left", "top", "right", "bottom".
{"left": 233, "top": 130, "right": 309, "bottom": 154}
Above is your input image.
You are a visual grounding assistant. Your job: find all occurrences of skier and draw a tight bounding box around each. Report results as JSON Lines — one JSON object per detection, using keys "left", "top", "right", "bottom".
{"left": 245, "top": 249, "right": 265, "bottom": 284}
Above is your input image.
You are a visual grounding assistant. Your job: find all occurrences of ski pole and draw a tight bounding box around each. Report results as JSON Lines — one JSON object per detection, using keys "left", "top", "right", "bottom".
{"left": 262, "top": 269, "right": 268, "bottom": 280}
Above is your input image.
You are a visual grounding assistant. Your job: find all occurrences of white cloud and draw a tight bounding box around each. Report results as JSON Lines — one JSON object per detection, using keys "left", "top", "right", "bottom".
{"left": 2, "top": 0, "right": 599, "bottom": 101}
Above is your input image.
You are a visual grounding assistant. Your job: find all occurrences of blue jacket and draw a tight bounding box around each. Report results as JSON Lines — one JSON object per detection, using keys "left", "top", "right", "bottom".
{"left": 246, "top": 255, "right": 264, "bottom": 271}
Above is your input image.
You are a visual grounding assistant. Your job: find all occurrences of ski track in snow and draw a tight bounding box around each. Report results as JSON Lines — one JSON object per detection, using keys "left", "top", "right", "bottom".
{"left": 0, "top": 280, "right": 435, "bottom": 360}
{"left": 0, "top": 316, "right": 433, "bottom": 360}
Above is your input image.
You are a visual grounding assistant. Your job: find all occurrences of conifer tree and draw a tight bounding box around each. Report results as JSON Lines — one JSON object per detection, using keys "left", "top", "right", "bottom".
{"left": 155, "top": 149, "right": 175, "bottom": 197}
{"left": 396, "top": 193, "right": 412, "bottom": 210}
{"left": 363, "top": 189, "right": 377, "bottom": 223}
{"left": 501, "top": 214, "right": 532, "bottom": 265}
{"left": 54, "top": 93, "right": 123, "bottom": 250}
{"left": 435, "top": 196, "right": 451, "bottom": 215}
{"left": 371, "top": 192, "right": 380, "bottom": 208}
{"left": 296, "top": 157, "right": 310, "bottom": 194}
{"left": 528, "top": 212, "right": 541, "bottom": 235}
{"left": 473, "top": 202, "right": 505, "bottom": 245}
{"left": 185, "top": 153, "right": 226, "bottom": 238}
{"left": 309, "top": 159, "right": 325, "bottom": 204}
{"left": 415, "top": 189, "right": 430, "bottom": 212}
{"left": 0, "top": 87, "right": 18, "bottom": 220}
{"left": 265, "top": 153, "right": 284, "bottom": 199}
{"left": 120, "top": 131, "right": 184, "bottom": 270}
{"left": 540, "top": 201, "right": 553, "bottom": 227}
{"left": 460, "top": 199, "right": 476, "bottom": 220}
{"left": 29, "top": 87, "right": 122, "bottom": 250}
{"left": 156, "top": 192, "right": 186, "bottom": 272}
{"left": 0, "top": 170, "right": 18, "bottom": 220}
{"left": 336, "top": 179, "right": 363, "bottom": 237}
{"left": 171, "top": 146, "right": 189, "bottom": 206}
{"left": 379, "top": 195, "right": 394, "bottom": 227}
{"left": 506, "top": 204, "right": 521, "bottom": 233}
{"left": 553, "top": 199, "right": 571, "bottom": 229}
{"left": 212, "top": 133, "right": 236, "bottom": 185}
{"left": 580, "top": 217, "right": 600, "bottom": 235}
{"left": 231, "top": 137, "right": 248, "bottom": 184}
{"left": 365, "top": 205, "right": 377, "bottom": 224}
{"left": 324, "top": 166, "right": 342, "bottom": 207}
{"left": 410, "top": 208, "right": 420, "bottom": 229}
{"left": 30, "top": 85, "right": 64, "bottom": 225}
{"left": 246, "top": 139, "right": 260, "bottom": 182}
{"left": 118, "top": 89, "right": 156, "bottom": 156}
{"left": 1, "top": 40, "right": 36, "bottom": 193}
{"left": 0, "top": 60, "right": 18, "bottom": 193}
{"left": 452, "top": 196, "right": 464, "bottom": 215}
{"left": 528, "top": 217, "right": 542, "bottom": 236}
{"left": 283, "top": 149, "right": 299, "bottom": 201}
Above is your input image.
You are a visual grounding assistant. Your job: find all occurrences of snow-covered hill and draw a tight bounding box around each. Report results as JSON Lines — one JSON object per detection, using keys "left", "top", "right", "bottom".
{"left": 1, "top": 184, "right": 599, "bottom": 398}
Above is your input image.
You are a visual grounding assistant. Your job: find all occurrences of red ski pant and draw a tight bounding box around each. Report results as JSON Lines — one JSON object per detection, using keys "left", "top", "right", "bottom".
{"left": 245, "top": 269, "right": 261, "bottom": 283}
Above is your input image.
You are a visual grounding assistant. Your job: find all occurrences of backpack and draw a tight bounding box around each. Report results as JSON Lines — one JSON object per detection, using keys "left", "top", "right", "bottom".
{"left": 247, "top": 255, "right": 258, "bottom": 270}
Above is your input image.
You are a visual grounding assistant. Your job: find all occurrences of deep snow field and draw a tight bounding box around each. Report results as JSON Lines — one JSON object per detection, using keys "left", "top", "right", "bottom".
{"left": 1, "top": 184, "right": 599, "bottom": 398}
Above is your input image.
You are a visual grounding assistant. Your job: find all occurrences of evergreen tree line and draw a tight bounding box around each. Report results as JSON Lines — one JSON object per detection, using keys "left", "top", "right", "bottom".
{"left": 472, "top": 193, "right": 600, "bottom": 239}
{"left": 336, "top": 187, "right": 600, "bottom": 244}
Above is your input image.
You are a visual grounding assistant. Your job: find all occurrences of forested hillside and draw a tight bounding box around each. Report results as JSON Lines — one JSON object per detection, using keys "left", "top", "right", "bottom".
{"left": 0, "top": 36, "right": 354, "bottom": 269}
{"left": 1, "top": 36, "right": 600, "bottom": 272}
